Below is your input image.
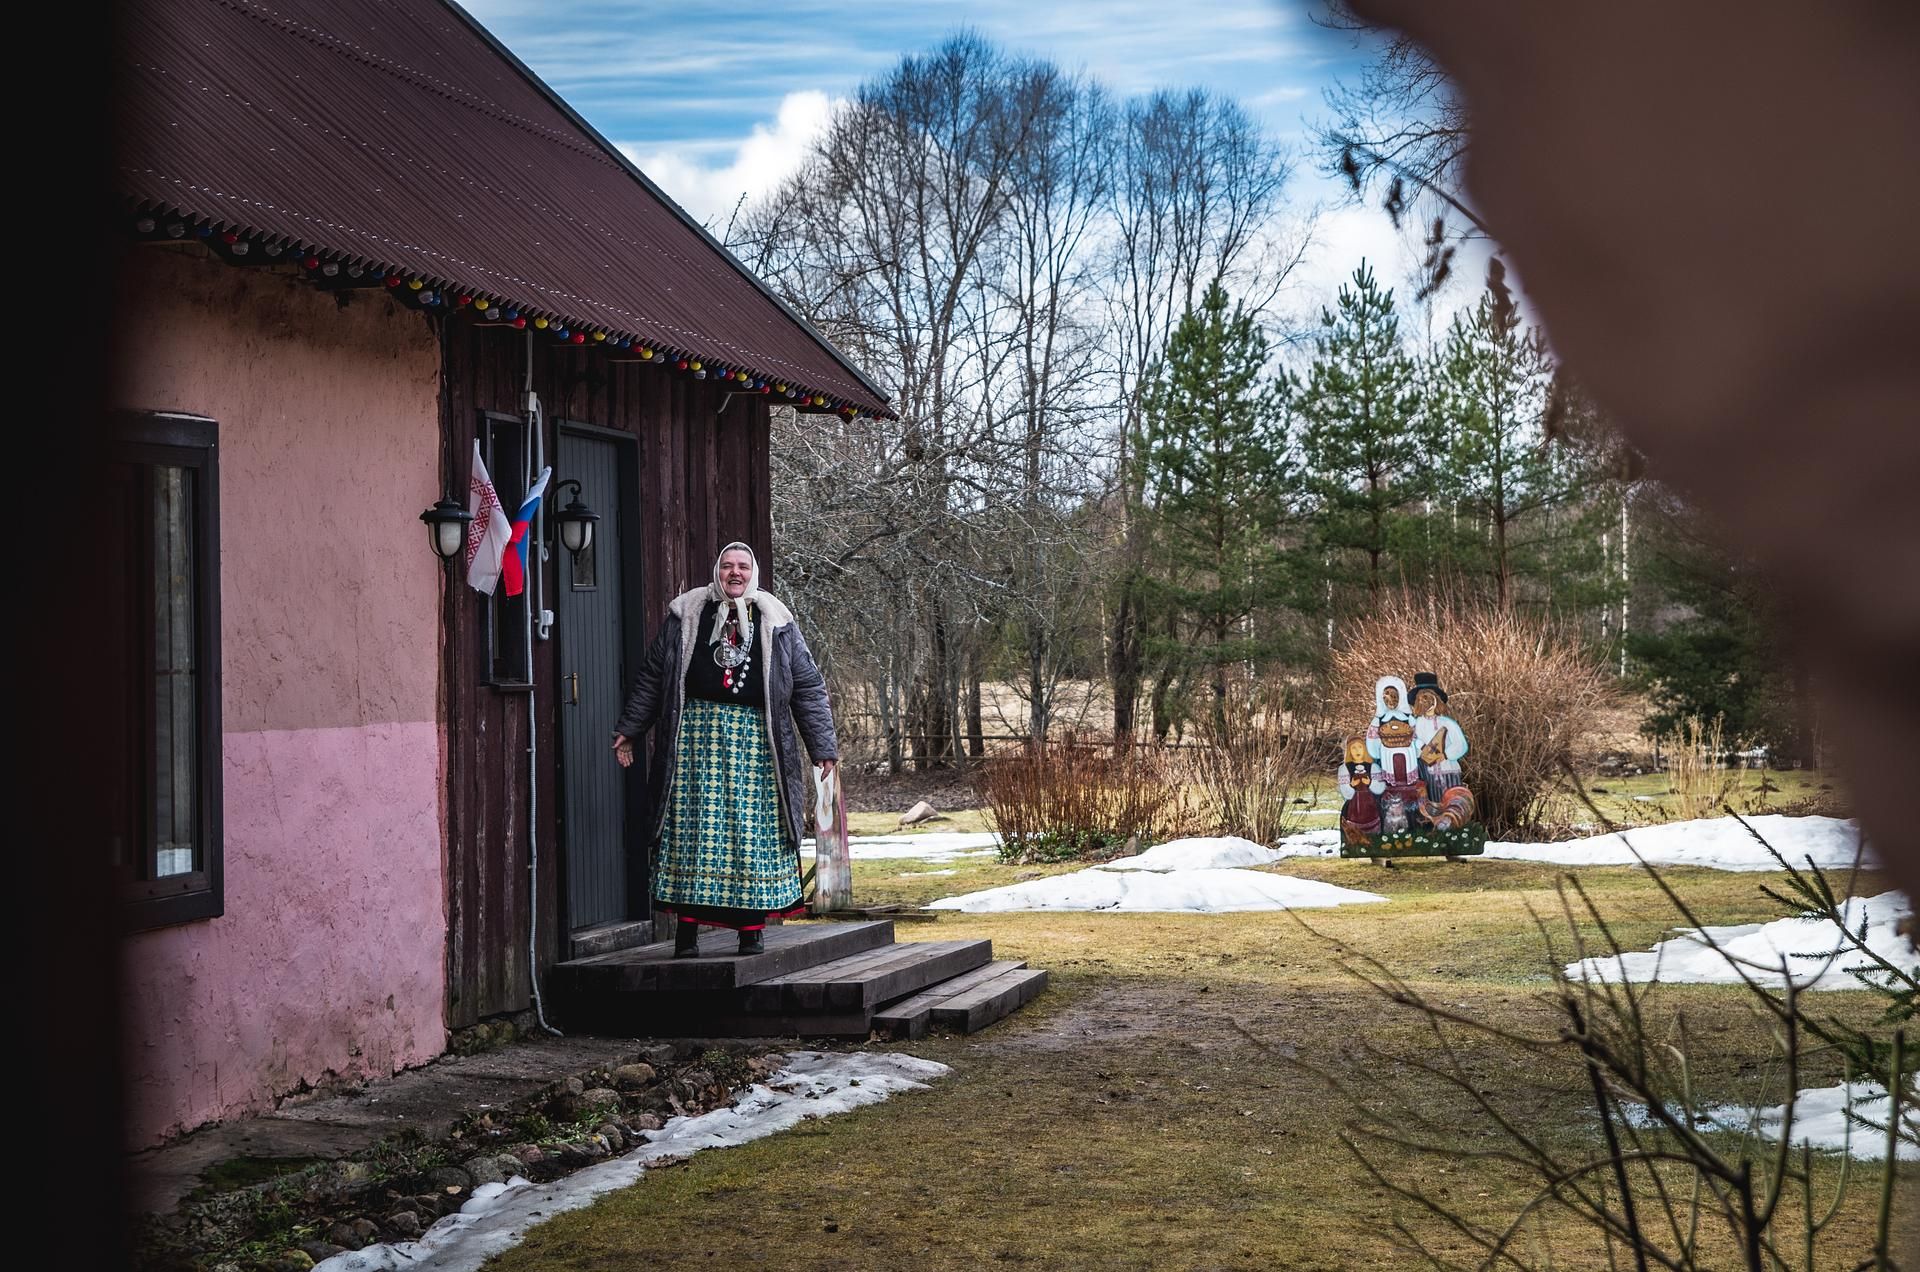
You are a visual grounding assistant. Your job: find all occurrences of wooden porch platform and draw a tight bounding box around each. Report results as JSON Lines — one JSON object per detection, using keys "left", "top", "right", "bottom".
{"left": 551, "top": 921, "right": 1047, "bottom": 1040}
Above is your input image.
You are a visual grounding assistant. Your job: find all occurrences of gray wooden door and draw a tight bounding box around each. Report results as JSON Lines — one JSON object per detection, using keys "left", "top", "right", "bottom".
{"left": 557, "top": 426, "right": 639, "bottom": 933}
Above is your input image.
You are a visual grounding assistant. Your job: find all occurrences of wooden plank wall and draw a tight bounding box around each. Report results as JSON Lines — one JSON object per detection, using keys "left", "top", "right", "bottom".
{"left": 440, "top": 319, "right": 774, "bottom": 1026}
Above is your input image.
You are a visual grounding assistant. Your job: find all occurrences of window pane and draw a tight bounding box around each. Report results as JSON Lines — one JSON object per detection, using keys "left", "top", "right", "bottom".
{"left": 490, "top": 587, "right": 529, "bottom": 681}
{"left": 152, "top": 465, "right": 198, "bottom": 878}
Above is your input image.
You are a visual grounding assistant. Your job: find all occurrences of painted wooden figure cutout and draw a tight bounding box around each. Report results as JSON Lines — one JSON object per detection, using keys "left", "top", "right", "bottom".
{"left": 1337, "top": 734, "right": 1385, "bottom": 844}
{"left": 1342, "top": 670, "right": 1487, "bottom": 861}
{"left": 1366, "top": 675, "right": 1425, "bottom": 809}
{"left": 1410, "top": 672, "right": 1468, "bottom": 802}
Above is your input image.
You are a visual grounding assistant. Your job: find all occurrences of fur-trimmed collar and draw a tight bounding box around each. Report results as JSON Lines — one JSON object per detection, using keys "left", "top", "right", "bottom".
{"left": 669, "top": 586, "right": 793, "bottom": 629}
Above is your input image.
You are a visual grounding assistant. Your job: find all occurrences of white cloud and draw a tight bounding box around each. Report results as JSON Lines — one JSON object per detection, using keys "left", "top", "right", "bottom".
{"left": 1292, "top": 201, "right": 1420, "bottom": 303}
{"left": 619, "top": 90, "right": 839, "bottom": 229}
{"left": 1280, "top": 198, "right": 1509, "bottom": 345}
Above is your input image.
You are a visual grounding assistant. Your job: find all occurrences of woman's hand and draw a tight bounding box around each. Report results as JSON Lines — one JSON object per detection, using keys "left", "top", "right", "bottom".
{"left": 817, "top": 759, "right": 837, "bottom": 778}
{"left": 612, "top": 734, "right": 634, "bottom": 768}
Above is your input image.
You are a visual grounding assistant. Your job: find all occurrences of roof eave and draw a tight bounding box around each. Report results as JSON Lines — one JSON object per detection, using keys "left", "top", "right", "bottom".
{"left": 439, "top": 0, "right": 891, "bottom": 413}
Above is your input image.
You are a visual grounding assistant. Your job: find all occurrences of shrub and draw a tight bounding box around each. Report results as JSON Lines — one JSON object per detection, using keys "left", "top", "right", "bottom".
{"left": 1329, "top": 592, "right": 1616, "bottom": 839}
{"left": 1183, "top": 681, "right": 1330, "bottom": 845}
{"left": 974, "top": 737, "right": 1184, "bottom": 863}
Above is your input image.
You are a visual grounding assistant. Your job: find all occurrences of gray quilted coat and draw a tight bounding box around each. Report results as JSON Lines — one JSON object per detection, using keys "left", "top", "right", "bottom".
{"left": 612, "top": 587, "right": 839, "bottom": 855}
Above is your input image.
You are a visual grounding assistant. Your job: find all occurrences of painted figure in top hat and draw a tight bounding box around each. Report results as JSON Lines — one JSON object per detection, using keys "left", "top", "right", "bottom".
{"left": 1409, "top": 671, "right": 1469, "bottom": 804}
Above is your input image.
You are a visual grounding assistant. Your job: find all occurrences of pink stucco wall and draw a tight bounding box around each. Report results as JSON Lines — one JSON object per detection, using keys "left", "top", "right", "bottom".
{"left": 115, "top": 248, "right": 448, "bottom": 1146}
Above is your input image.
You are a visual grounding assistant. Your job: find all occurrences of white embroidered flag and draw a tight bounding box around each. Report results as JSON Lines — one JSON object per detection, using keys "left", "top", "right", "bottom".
{"left": 464, "top": 439, "right": 513, "bottom": 595}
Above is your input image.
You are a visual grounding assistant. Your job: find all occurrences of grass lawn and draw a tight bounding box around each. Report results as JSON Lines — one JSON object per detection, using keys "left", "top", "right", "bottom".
{"left": 491, "top": 850, "right": 1911, "bottom": 1270}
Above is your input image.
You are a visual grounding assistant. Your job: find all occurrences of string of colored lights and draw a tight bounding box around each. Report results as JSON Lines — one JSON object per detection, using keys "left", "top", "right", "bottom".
{"left": 131, "top": 211, "right": 871, "bottom": 420}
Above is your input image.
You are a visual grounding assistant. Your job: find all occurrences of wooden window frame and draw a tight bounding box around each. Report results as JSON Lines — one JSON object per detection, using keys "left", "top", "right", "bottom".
{"left": 114, "top": 412, "right": 224, "bottom": 931}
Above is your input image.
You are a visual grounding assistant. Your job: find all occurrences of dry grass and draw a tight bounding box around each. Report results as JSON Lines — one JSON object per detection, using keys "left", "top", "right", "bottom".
{"left": 485, "top": 853, "right": 1914, "bottom": 1271}
{"left": 843, "top": 808, "right": 993, "bottom": 837}
{"left": 1330, "top": 592, "right": 1618, "bottom": 839}
{"left": 1529, "top": 767, "right": 1850, "bottom": 834}
{"left": 1661, "top": 714, "right": 1736, "bottom": 820}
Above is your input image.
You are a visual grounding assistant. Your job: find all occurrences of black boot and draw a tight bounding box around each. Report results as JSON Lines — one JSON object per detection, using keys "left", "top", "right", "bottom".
{"left": 673, "top": 920, "right": 700, "bottom": 958}
{"left": 737, "top": 928, "right": 764, "bottom": 956}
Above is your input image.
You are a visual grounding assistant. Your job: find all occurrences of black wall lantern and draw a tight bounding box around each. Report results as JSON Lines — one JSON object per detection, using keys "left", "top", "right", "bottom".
{"left": 552, "top": 480, "right": 600, "bottom": 557}
{"left": 419, "top": 497, "right": 473, "bottom": 562}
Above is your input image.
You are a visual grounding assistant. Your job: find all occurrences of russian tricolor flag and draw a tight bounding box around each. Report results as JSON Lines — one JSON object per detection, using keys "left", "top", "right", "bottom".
{"left": 500, "top": 467, "right": 551, "bottom": 597}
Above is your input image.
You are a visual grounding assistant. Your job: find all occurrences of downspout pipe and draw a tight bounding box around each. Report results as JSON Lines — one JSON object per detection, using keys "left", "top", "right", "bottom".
{"left": 524, "top": 329, "right": 559, "bottom": 1036}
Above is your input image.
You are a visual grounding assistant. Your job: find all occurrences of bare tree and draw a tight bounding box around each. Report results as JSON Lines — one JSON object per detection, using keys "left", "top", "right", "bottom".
{"left": 736, "top": 44, "right": 1304, "bottom": 766}
{"left": 738, "top": 36, "right": 1070, "bottom": 769}
{"left": 995, "top": 67, "right": 1116, "bottom": 746}
{"left": 1102, "top": 89, "right": 1298, "bottom": 744}
{"left": 1317, "top": 4, "right": 1480, "bottom": 297}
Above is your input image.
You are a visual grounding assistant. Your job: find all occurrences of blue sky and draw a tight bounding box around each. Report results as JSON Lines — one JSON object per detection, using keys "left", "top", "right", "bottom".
{"left": 460, "top": 0, "right": 1470, "bottom": 323}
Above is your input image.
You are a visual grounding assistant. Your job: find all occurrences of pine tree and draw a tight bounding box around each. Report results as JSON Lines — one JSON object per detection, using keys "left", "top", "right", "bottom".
{"left": 1430, "top": 292, "right": 1593, "bottom": 609}
{"left": 1625, "top": 491, "right": 1816, "bottom": 761}
{"left": 1290, "top": 261, "right": 1428, "bottom": 619}
{"left": 1135, "top": 280, "right": 1291, "bottom": 739}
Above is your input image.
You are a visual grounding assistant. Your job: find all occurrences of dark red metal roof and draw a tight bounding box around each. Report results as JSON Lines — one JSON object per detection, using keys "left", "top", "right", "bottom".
{"left": 116, "top": 0, "right": 889, "bottom": 416}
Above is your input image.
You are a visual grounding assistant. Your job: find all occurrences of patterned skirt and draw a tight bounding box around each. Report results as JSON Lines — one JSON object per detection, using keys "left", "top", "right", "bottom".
{"left": 654, "top": 699, "right": 801, "bottom": 917}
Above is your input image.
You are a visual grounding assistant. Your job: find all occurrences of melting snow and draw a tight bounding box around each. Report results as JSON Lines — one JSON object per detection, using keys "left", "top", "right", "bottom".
{"left": 314, "top": 1052, "right": 950, "bottom": 1272}
{"left": 1485, "top": 815, "right": 1866, "bottom": 872}
{"left": 927, "top": 867, "right": 1384, "bottom": 913}
{"left": 1568, "top": 892, "right": 1913, "bottom": 990}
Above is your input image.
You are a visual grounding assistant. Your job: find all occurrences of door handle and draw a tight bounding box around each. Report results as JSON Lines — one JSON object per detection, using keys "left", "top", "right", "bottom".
{"left": 567, "top": 672, "right": 580, "bottom": 705}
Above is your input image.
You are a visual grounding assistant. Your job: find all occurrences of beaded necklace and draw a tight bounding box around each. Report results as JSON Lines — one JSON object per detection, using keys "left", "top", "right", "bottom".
{"left": 712, "top": 607, "right": 754, "bottom": 694}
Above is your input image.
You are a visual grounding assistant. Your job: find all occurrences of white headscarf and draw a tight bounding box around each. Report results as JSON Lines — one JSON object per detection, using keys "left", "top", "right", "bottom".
{"left": 1373, "top": 674, "right": 1413, "bottom": 724}
{"left": 708, "top": 541, "right": 762, "bottom": 647}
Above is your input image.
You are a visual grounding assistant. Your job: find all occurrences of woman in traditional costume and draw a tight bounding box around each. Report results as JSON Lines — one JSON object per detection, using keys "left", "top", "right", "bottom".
{"left": 612, "top": 542, "right": 839, "bottom": 957}
{"left": 1366, "top": 674, "right": 1425, "bottom": 812}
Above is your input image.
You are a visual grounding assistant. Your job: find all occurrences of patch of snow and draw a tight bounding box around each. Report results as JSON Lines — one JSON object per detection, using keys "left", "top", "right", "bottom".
{"left": 1101, "top": 830, "right": 1343, "bottom": 871}
{"left": 1099, "top": 835, "right": 1284, "bottom": 871}
{"left": 927, "top": 867, "right": 1385, "bottom": 913}
{"left": 1728, "top": 1083, "right": 1920, "bottom": 1161}
{"left": 1627, "top": 1083, "right": 1920, "bottom": 1162}
{"left": 1568, "top": 893, "right": 1914, "bottom": 991}
{"left": 1269, "top": 828, "right": 1345, "bottom": 859}
{"left": 897, "top": 868, "right": 958, "bottom": 878}
{"left": 1484, "top": 815, "right": 1867, "bottom": 873}
{"left": 313, "top": 1052, "right": 950, "bottom": 1272}
{"left": 803, "top": 831, "right": 1001, "bottom": 862}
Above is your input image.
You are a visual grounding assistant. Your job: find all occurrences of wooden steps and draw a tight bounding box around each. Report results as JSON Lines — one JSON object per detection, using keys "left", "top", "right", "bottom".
{"left": 873, "top": 961, "right": 1049, "bottom": 1039}
{"left": 550, "top": 920, "right": 1046, "bottom": 1040}
{"left": 742, "top": 940, "right": 991, "bottom": 1013}
{"left": 558, "top": 920, "right": 895, "bottom": 993}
